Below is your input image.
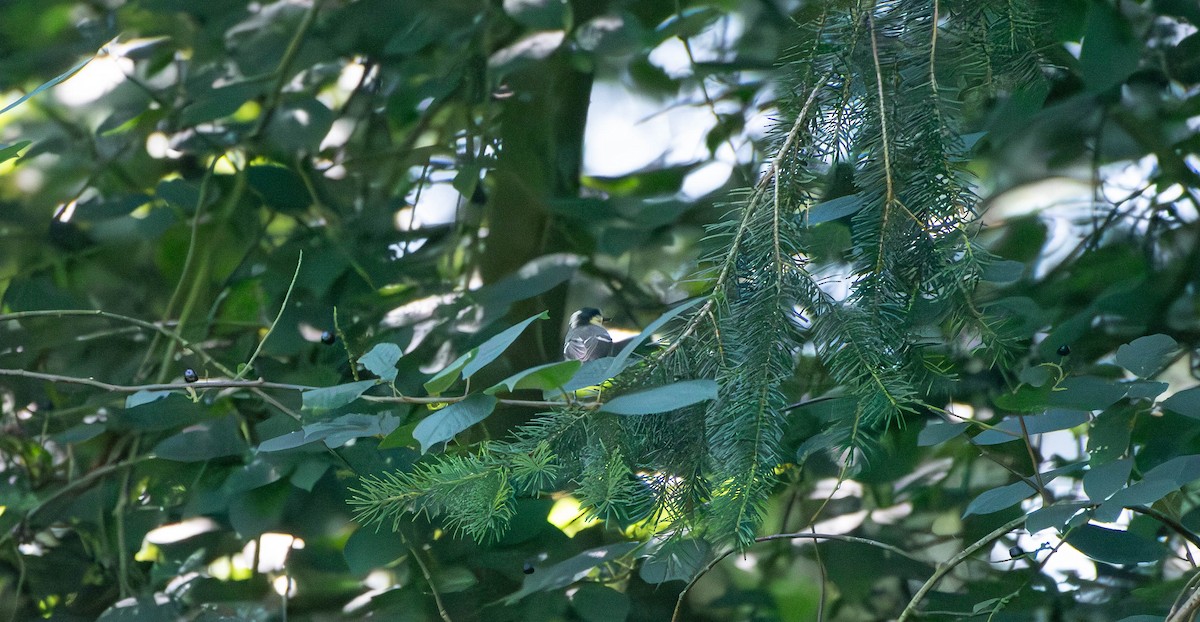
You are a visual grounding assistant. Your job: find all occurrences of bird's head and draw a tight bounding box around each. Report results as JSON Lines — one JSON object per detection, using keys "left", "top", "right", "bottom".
{"left": 569, "top": 307, "right": 606, "bottom": 328}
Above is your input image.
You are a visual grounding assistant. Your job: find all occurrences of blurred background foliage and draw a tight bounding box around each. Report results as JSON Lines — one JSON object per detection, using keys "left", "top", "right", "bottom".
{"left": 0, "top": 0, "right": 1199, "bottom": 620}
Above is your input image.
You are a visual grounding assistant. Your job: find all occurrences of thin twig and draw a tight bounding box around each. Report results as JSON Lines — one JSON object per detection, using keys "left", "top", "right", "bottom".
{"left": 896, "top": 514, "right": 1027, "bottom": 622}
{"left": 671, "top": 531, "right": 931, "bottom": 622}
{"left": 0, "top": 368, "right": 591, "bottom": 410}
{"left": 235, "top": 251, "right": 303, "bottom": 380}
{"left": 405, "top": 539, "right": 454, "bottom": 622}
{"left": 0, "top": 309, "right": 236, "bottom": 376}
{"left": 867, "top": 4, "right": 897, "bottom": 279}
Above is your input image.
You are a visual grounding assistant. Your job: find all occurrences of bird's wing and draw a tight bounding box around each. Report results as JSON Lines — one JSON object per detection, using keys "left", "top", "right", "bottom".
{"left": 564, "top": 325, "right": 613, "bottom": 361}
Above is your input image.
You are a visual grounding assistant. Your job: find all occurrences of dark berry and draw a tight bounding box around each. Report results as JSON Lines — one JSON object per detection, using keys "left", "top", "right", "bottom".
{"left": 522, "top": 561, "right": 535, "bottom": 575}
{"left": 1056, "top": 345, "right": 1071, "bottom": 357}
{"left": 320, "top": 331, "right": 336, "bottom": 345}
{"left": 1008, "top": 545, "right": 1024, "bottom": 558}
{"left": 183, "top": 368, "right": 199, "bottom": 383}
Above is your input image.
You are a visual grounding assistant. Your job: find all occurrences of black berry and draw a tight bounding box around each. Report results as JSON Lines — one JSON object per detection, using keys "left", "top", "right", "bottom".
{"left": 1008, "top": 545, "right": 1024, "bottom": 558}
{"left": 183, "top": 368, "right": 199, "bottom": 383}
{"left": 320, "top": 331, "right": 336, "bottom": 345}
{"left": 1056, "top": 345, "right": 1071, "bottom": 357}
{"left": 522, "top": 561, "right": 535, "bottom": 575}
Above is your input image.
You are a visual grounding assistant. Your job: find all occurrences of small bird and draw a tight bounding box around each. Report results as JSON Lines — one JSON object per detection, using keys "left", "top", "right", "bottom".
{"left": 563, "top": 307, "right": 613, "bottom": 362}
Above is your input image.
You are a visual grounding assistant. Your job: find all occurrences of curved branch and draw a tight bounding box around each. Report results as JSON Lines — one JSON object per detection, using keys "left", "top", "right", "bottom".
{"left": 896, "top": 514, "right": 1027, "bottom": 622}
{"left": 671, "top": 530, "right": 931, "bottom": 622}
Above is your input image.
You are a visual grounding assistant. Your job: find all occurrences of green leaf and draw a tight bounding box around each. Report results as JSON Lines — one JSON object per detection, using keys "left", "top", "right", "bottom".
{"left": 980, "top": 260, "right": 1024, "bottom": 283}
{"left": 1066, "top": 524, "right": 1164, "bottom": 565}
{"left": 180, "top": 81, "right": 262, "bottom": 125}
{"left": 1083, "top": 458, "right": 1131, "bottom": 502}
{"left": 571, "top": 583, "right": 630, "bottom": 622}
{"left": 343, "top": 527, "right": 408, "bottom": 575}
{"left": 412, "top": 394, "right": 497, "bottom": 453}
{"left": 259, "top": 413, "right": 400, "bottom": 452}
{"left": 563, "top": 356, "right": 620, "bottom": 392}
{"left": 153, "top": 416, "right": 246, "bottom": 462}
{"left": 973, "top": 410, "right": 1089, "bottom": 445}
{"left": 504, "top": 542, "right": 639, "bottom": 604}
{"left": 111, "top": 394, "right": 206, "bottom": 432}
{"left": 1026, "top": 502, "right": 1089, "bottom": 533}
{"left": 503, "top": 0, "right": 570, "bottom": 30}
{"left": 1079, "top": 1, "right": 1141, "bottom": 92}
{"left": 1114, "top": 334, "right": 1177, "bottom": 378}
{"left": 1142, "top": 454, "right": 1200, "bottom": 486}
{"left": 434, "top": 566, "right": 478, "bottom": 593}
{"left": 639, "top": 538, "right": 709, "bottom": 584}
{"left": 256, "top": 430, "right": 307, "bottom": 453}
{"left": 917, "top": 420, "right": 967, "bottom": 446}
{"left": 1162, "top": 387, "right": 1200, "bottom": 419}
{"left": 487, "top": 360, "right": 581, "bottom": 394}
{"left": 301, "top": 380, "right": 377, "bottom": 413}
{"left": 95, "top": 595, "right": 182, "bottom": 621}
{"left": 424, "top": 350, "right": 476, "bottom": 395}
{"left": 1167, "top": 32, "right": 1200, "bottom": 84}
{"left": 1095, "top": 479, "right": 1182, "bottom": 522}
{"left": 378, "top": 416, "right": 419, "bottom": 450}
{"left": 1017, "top": 366, "right": 1052, "bottom": 388}
{"left": 0, "top": 56, "right": 93, "bottom": 116}
{"left": 1046, "top": 376, "right": 1128, "bottom": 411}
{"left": 992, "top": 382, "right": 1053, "bottom": 412}
{"left": 125, "top": 390, "right": 170, "bottom": 408}
{"left": 462, "top": 311, "right": 549, "bottom": 379}
{"left": 1125, "top": 380, "right": 1168, "bottom": 400}
{"left": 247, "top": 164, "right": 311, "bottom": 212}
{"left": 0, "top": 140, "right": 32, "bottom": 164}
{"left": 599, "top": 380, "right": 718, "bottom": 415}
{"left": 361, "top": 343, "right": 403, "bottom": 382}
{"left": 606, "top": 298, "right": 704, "bottom": 378}
{"left": 962, "top": 480, "right": 1038, "bottom": 517}
{"left": 805, "top": 193, "right": 864, "bottom": 224}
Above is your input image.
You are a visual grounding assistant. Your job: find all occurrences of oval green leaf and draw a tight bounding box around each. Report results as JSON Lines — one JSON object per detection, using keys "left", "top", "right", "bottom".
{"left": 412, "top": 394, "right": 497, "bottom": 453}
{"left": 599, "top": 380, "right": 718, "bottom": 415}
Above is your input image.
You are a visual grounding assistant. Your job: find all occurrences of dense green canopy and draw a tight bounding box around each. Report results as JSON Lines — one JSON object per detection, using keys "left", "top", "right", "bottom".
{"left": 2, "top": 1, "right": 1200, "bottom": 620}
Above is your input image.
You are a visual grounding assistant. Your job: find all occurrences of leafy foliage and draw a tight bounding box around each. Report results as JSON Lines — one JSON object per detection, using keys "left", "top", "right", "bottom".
{"left": 3, "top": 0, "right": 1200, "bottom": 620}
